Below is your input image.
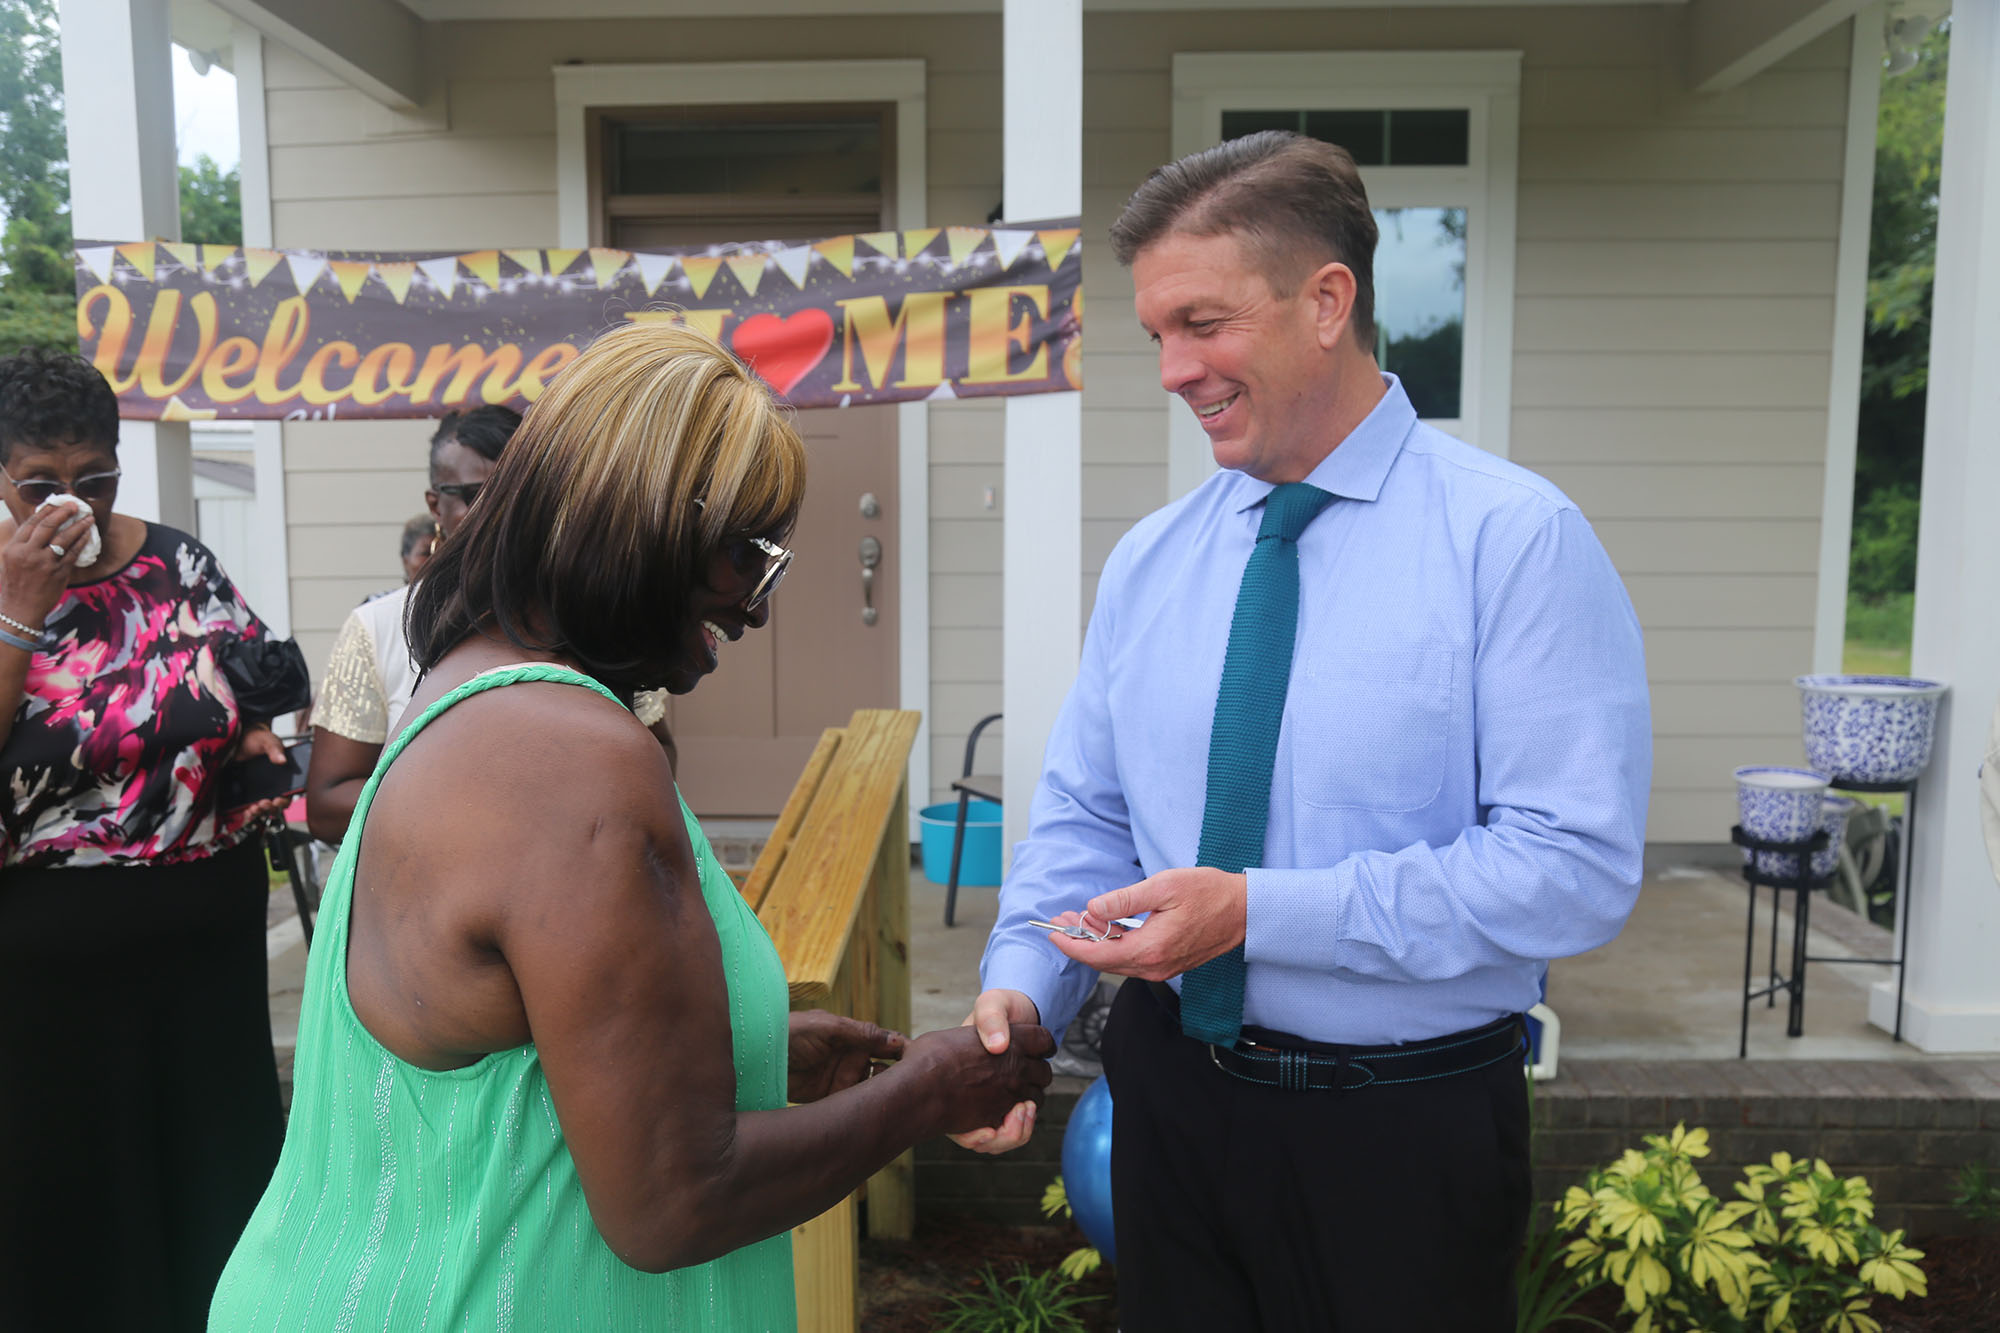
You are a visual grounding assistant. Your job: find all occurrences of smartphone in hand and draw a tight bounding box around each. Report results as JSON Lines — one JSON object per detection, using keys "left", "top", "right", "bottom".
{"left": 219, "top": 737, "right": 313, "bottom": 812}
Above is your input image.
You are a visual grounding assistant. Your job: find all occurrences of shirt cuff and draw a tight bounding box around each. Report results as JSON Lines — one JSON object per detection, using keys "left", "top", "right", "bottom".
{"left": 980, "top": 939, "right": 1071, "bottom": 1042}
{"left": 1243, "top": 864, "right": 1345, "bottom": 974}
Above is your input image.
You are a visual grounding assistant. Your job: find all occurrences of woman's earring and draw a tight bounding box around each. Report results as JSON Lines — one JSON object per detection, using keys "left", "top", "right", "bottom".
{"left": 428, "top": 527, "right": 440, "bottom": 557}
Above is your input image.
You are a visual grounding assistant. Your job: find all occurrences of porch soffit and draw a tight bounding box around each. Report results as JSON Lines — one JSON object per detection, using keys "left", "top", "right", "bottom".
{"left": 207, "top": 0, "right": 427, "bottom": 108}
{"left": 408, "top": 0, "right": 1680, "bottom": 16}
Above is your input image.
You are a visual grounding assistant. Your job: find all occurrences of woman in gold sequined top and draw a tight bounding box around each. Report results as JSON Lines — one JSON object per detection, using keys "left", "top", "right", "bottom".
{"left": 304, "top": 406, "right": 520, "bottom": 845}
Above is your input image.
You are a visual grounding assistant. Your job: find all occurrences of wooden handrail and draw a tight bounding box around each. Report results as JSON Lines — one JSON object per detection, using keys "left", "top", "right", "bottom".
{"left": 757, "top": 709, "right": 921, "bottom": 1008}
{"left": 740, "top": 707, "right": 921, "bottom": 1333}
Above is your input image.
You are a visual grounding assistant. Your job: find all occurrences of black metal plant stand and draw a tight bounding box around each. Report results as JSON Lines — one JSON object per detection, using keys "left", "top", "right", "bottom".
{"left": 1733, "top": 774, "right": 1918, "bottom": 1058}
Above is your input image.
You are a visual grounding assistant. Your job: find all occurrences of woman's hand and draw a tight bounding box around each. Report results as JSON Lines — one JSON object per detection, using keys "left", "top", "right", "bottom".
{"left": 227, "top": 725, "right": 295, "bottom": 828}
{"left": 786, "top": 1011, "right": 905, "bottom": 1104}
{"left": 898, "top": 1024, "right": 1057, "bottom": 1138}
{"left": 0, "top": 502, "right": 93, "bottom": 629}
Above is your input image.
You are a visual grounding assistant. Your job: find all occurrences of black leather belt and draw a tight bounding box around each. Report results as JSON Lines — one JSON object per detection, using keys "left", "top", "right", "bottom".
{"left": 1147, "top": 981, "right": 1526, "bottom": 1093}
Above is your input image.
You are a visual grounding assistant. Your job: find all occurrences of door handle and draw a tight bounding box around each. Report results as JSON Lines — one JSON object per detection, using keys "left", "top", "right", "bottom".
{"left": 858, "top": 535, "right": 882, "bottom": 626}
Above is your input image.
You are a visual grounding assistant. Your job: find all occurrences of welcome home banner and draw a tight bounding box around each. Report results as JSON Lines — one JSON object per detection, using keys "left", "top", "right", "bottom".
{"left": 71, "top": 221, "right": 1082, "bottom": 419}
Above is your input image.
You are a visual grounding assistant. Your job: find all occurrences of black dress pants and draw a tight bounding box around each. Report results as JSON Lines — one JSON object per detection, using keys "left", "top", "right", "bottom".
{"left": 1101, "top": 978, "right": 1530, "bottom": 1332}
{"left": 0, "top": 842, "right": 285, "bottom": 1333}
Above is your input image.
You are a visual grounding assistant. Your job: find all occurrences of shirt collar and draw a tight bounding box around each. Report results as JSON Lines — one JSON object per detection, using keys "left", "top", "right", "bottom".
{"left": 1230, "top": 373, "right": 1417, "bottom": 512}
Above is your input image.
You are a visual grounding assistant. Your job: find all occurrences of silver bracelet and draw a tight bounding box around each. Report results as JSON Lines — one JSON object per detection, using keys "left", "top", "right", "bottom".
{"left": 0, "top": 625, "right": 42, "bottom": 654}
{"left": 0, "top": 610, "right": 43, "bottom": 639}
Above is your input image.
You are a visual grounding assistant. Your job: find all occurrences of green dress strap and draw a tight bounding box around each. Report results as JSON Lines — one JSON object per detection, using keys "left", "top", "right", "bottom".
{"left": 210, "top": 660, "right": 798, "bottom": 1331}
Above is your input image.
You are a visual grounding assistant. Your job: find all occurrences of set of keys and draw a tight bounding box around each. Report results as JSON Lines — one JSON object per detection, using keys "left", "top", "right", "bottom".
{"left": 1027, "top": 916, "right": 1147, "bottom": 942}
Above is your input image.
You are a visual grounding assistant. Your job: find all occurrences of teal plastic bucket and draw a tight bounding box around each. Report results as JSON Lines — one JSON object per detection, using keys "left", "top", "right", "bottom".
{"left": 919, "top": 800, "right": 1003, "bottom": 886}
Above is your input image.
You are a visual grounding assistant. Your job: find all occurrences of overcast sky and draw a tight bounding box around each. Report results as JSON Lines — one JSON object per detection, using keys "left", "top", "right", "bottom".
{"left": 173, "top": 44, "right": 240, "bottom": 168}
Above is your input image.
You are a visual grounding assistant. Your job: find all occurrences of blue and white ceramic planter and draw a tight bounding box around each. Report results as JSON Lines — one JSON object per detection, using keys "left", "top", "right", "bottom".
{"left": 1813, "top": 794, "right": 1862, "bottom": 881}
{"left": 1734, "top": 765, "right": 1830, "bottom": 879}
{"left": 1795, "top": 675, "right": 1948, "bottom": 785}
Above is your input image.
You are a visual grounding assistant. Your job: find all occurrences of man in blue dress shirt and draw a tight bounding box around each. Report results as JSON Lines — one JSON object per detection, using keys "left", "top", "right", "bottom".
{"left": 959, "top": 131, "right": 1652, "bottom": 1329}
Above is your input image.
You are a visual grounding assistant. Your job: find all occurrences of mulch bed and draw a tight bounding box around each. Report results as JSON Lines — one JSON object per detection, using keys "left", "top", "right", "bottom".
{"left": 861, "top": 1217, "right": 1119, "bottom": 1332}
{"left": 863, "top": 1219, "right": 1999, "bottom": 1332}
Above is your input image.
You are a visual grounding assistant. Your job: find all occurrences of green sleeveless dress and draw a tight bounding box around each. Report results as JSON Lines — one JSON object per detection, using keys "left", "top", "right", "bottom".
{"left": 210, "top": 663, "right": 797, "bottom": 1331}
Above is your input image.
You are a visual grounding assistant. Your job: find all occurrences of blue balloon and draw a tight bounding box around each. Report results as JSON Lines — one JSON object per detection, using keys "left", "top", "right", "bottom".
{"left": 1060, "top": 1075, "right": 1116, "bottom": 1263}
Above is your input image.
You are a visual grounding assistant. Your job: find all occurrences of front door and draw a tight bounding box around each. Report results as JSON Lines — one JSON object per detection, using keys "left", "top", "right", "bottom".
{"left": 601, "top": 108, "right": 900, "bottom": 815}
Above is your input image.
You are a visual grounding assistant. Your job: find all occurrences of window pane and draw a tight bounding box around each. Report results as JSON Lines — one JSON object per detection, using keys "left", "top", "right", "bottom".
{"left": 1385, "top": 109, "right": 1469, "bottom": 167}
{"left": 1302, "top": 110, "right": 1386, "bottom": 166}
{"left": 610, "top": 119, "right": 882, "bottom": 196}
{"left": 1220, "top": 110, "right": 1303, "bottom": 140}
{"left": 1372, "top": 207, "right": 1465, "bottom": 420}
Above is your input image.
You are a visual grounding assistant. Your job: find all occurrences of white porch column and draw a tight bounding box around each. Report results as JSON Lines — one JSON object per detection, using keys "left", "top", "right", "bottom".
{"left": 233, "top": 20, "right": 291, "bottom": 637}
{"left": 1000, "top": 0, "right": 1084, "bottom": 859}
{"left": 1875, "top": 0, "right": 2000, "bottom": 1051}
{"left": 58, "top": 0, "right": 193, "bottom": 529}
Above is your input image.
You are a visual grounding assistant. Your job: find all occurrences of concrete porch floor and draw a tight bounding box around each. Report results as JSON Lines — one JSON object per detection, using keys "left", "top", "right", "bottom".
{"left": 264, "top": 860, "right": 1976, "bottom": 1074}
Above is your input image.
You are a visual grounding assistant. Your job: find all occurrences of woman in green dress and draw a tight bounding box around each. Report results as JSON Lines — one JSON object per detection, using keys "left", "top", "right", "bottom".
{"left": 211, "top": 322, "right": 1053, "bottom": 1331}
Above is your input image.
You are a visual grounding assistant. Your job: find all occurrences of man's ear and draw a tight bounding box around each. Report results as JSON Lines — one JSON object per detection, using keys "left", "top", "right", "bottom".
{"left": 1307, "top": 260, "right": 1358, "bottom": 352}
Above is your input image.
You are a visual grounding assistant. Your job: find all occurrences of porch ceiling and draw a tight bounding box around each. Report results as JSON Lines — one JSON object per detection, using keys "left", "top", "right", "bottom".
{"left": 405, "top": 0, "right": 1682, "bottom": 15}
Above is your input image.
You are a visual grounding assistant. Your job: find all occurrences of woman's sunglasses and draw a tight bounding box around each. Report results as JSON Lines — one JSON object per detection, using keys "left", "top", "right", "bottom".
{"left": 731, "top": 535, "right": 793, "bottom": 612}
{"left": 2, "top": 467, "right": 121, "bottom": 507}
{"left": 432, "top": 482, "right": 483, "bottom": 506}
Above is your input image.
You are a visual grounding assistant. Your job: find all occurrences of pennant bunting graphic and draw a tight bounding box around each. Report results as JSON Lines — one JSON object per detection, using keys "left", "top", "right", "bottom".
{"left": 417, "top": 256, "right": 460, "bottom": 297}
{"left": 1038, "top": 229, "right": 1080, "bottom": 272}
{"left": 811, "top": 235, "right": 855, "bottom": 277}
{"left": 588, "top": 248, "right": 630, "bottom": 289}
{"left": 945, "top": 226, "right": 987, "bottom": 268}
{"left": 376, "top": 261, "right": 417, "bottom": 304}
{"left": 990, "top": 229, "right": 1035, "bottom": 270}
{"left": 72, "top": 214, "right": 1080, "bottom": 419}
{"left": 115, "top": 242, "right": 157, "bottom": 281}
{"left": 633, "top": 251, "right": 677, "bottom": 295}
{"left": 76, "top": 246, "right": 116, "bottom": 284}
{"left": 681, "top": 256, "right": 724, "bottom": 300}
{"left": 461, "top": 250, "right": 502, "bottom": 292}
{"left": 284, "top": 253, "right": 328, "bottom": 294}
{"left": 724, "top": 253, "right": 767, "bottom": 298}
{"left": 329, "top": 260, "right": 372, "bottom": 302}
{"left": 772, "top": 246, "right": 813, "bottom": 290}
{"left": 242, "top": 248, "right": 285, "bottom": 287}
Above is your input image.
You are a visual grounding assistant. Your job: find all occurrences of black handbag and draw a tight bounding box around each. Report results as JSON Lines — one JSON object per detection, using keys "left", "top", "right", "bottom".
{"left": 217, "top": 635, "right": 313, "bottom": 719}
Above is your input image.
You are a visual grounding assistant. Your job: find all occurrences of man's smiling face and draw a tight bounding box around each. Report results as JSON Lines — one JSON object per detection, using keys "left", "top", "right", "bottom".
{"left": 1133, "top": 229, "right": 1344, "bottom": 484}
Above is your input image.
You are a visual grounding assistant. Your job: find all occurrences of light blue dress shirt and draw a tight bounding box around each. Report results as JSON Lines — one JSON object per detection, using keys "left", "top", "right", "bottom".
{"left": 981, "top": 377, "right": 1652, "bottom": 1047}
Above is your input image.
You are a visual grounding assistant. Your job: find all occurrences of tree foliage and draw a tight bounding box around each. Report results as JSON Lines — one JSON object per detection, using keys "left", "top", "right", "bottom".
{"left": 1851, "top": 22, "right": 1947, "bottom": 607}
{"left": 180, "top": 154, "right": 242, "bottom": 246}
{"left": 0, "top": 0, "right": 70, "bottom": 300}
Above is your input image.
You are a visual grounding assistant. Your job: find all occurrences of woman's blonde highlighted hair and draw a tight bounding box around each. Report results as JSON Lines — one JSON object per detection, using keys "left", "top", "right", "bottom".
{"left": 408, "top": 320, "right": 806, "bottom": 695}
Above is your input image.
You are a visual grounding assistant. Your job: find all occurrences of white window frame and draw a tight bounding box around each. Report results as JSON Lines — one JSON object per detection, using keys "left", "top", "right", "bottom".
{"left": 1168, "top": 51, "right": 1522, "bottom": 495}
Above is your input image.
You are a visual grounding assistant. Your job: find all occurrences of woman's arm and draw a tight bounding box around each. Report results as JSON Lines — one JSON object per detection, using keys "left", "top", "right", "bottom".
{"left": 0, "top": 505, "right": 94, "bottom": 753}
{"left": 459, "top": 697, "right": 1053, "bottom": 1274}
{"left": 305, "top": 728, "right": 384, "bottom": 844}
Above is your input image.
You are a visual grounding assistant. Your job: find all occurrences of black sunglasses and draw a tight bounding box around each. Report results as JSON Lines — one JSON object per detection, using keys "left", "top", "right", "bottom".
{"left": 2, "top": 467, "right": 121, "bottom": 507}
{"left": 433, "top": 482, "right": 483, "bottom": 506}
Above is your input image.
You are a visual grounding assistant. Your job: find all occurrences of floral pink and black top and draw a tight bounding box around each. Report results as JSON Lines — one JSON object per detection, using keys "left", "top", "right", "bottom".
{"left": 1, "top": 523, "right": 269, "bottom": 869}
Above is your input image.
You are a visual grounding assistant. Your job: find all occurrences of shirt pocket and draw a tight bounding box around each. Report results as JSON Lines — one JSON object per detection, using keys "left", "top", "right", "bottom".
{"left": 1290, "top": 648, "right": 1454, "bottom": 812}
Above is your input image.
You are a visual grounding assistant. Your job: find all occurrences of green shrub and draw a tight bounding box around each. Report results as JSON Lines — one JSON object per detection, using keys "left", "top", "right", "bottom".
{"left": 1848, "top": 487, "right": 1920, "bottom": 602}
{"left": 1555, "top": 1125, "right": 1925, "bottom": 1333}
{"left": 936, "top": 1263, "right": 1101, "bottom": 1333}
{"left": 1843, "top": 592, "right": 1914, "bottom": 650}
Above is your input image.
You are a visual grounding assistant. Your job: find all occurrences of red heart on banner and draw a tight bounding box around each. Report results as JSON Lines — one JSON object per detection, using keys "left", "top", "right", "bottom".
{"left": 731, "top": 310, "right": 836, "bottom": 398}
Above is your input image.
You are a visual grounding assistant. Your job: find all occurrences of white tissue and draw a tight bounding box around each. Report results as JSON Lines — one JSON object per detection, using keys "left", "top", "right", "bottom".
{"left": 36, "top": 493, "right": 103, "bottom": 567}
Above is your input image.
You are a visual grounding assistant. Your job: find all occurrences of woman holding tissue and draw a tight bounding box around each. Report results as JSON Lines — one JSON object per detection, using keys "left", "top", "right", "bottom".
{"left": 210, "top": 322, "right": 1053, "bottom": 1331}
{"left": 0, "top": 349, "right": 293, "bottom": 1332}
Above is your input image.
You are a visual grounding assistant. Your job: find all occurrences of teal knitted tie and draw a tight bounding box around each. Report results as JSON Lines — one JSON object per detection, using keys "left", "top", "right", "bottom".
{"left": 1178, "top": 482, "right": 1333, "bottom": 1048}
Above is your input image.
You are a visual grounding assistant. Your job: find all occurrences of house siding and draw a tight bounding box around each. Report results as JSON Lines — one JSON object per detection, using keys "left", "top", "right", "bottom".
{"left": 261, "top": 6, "right": 1852, "bottom": 841}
